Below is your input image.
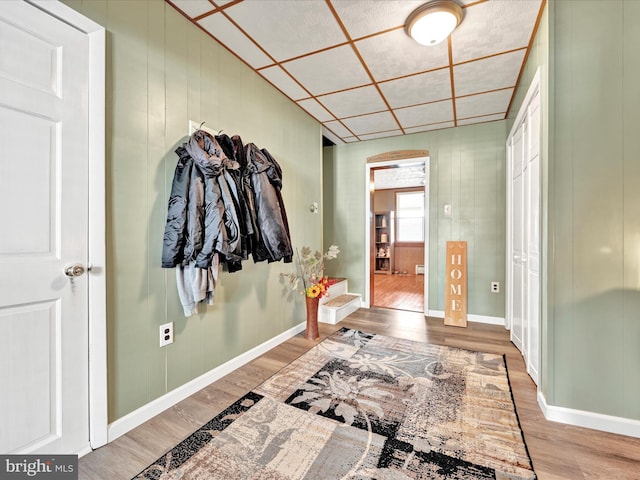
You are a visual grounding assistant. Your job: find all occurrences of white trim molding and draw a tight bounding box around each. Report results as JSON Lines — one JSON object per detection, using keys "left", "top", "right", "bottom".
{"left": 108, "top": 322, "right": 306, "bottom": 443}
{"left": 538, "top": 392, "right": 640, "bottom": 439}
{"left": 428, "top": 310, "right": 505, "bottom": 327}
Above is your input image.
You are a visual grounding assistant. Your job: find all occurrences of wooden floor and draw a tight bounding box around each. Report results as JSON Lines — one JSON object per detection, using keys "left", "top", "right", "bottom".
{"left": 373, "top": 273, "right": 424, "bottom": 312}
{"left": 80, "top": 309, "right": 640, "bottom": 479}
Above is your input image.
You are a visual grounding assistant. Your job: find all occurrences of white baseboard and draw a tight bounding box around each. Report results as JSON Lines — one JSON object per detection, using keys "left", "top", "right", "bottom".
{"left": 428, "top": 310, "right": 505, "bottom": 326}
{"left": 107, "top": 322, "right": 306, "bottom": 443}
{"left": 538, "top": 391, "right": 640, "bottom": 438}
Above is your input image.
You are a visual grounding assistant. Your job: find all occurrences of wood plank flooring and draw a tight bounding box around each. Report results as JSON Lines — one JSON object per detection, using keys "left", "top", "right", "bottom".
{"left": 373, "top": 273, "right": 424, "bottom": 312}
{"left": 79, "top": 309, "right": 640, "bottom": 479}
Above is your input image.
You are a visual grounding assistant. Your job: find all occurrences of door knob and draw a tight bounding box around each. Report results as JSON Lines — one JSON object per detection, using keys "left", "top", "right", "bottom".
{"left": 64, "top": 264, "right": 86, "bottom": 277}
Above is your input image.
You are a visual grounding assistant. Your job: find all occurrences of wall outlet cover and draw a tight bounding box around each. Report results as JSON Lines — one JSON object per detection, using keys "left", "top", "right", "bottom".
{"left": 159, "top": 322, "right": 174, "bottom": 347}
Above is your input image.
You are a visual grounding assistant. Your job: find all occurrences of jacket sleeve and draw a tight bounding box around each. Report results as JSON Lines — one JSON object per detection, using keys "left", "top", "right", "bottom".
{"left": 161, "top": 150, "right": 193, "bottom": 268}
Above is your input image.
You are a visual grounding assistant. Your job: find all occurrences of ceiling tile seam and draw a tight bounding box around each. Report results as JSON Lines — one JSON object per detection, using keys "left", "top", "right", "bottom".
{"left": 457, "top": 86, "right": 515, "bottom": 100}
{"left": 448, "top": 36, "right": 458, "bottom": 127}
{"left": 214, "top": 5, "right": 279, "bottom": 65}
{"left": 377, "top": 65, "right": 451, "bottom": 88}
{"left": 351, "top": 25, "right": 406, "bottom": 44}
{"left": 464, "top": 0, "right": 491, "bottom": 9}
{"left": 322, "top": 120, "right": 360, "bottom": 142}
{"left": 302, "top": 82, "right": 377, "bottom": 103}
{"left": 166, "top": 0, "right": 212, "bottom": 23}
{"left": 453, "top": 47, "right": 529, "bottom": 68}
{"left": 338, "top": 107, "right": 401, "bottom": 122}
{"left": 505, "top": 0, "right": 547, "bottom": 118}
{"left": 458, "top": 112, "right": 507, "bottom": 121}
{"left": 401, "top": 119, "right": 456, "bottom": 130}
{"left": 168, "top": 4, "right": 277, "bottom": 75}
{"left": 324, "top": 0, "right": 404, "bottom": 137}
{"left": 168, "top": 2, "right": 332, "bottom": 130}
{"left": 268, "top": 62, "right": 319, "bottom": 103}
{"left": 347, "top": 126, "right": 402, "bottom": 138}
{"left": 410, "top": 120, "right": 456, "bottom": 129}
{"left": 166, "top": 1, "right": 354, "bottom": 141}
{"left": 191, "top": 2, "right": 222, "bottom": 22}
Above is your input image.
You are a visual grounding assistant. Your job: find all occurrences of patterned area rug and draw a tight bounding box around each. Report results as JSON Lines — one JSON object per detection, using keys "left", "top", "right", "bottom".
{"left": 133, "top": 328, "right": 536, "bottom": 479}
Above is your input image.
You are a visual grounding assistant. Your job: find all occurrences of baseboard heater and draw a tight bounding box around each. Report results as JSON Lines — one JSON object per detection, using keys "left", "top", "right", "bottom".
{"left": 415, "top": 264, "right": 425, "bottom": 275}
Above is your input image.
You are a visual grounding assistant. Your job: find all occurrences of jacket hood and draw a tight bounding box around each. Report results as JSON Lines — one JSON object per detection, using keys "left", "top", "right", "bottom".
{"left": 184, "top": 130, "right": 240, "bottom": 177}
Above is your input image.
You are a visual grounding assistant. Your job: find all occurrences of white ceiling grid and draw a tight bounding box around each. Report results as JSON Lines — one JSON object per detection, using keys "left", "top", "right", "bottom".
{"left": 167, "top": 0, "right": 544, "bottom": 144}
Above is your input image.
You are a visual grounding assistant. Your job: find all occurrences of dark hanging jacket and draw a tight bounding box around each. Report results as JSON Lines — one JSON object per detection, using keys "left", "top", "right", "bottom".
{"left": 162, "top": 130, "right": 241, "bottom": 269}
{"left": 215, "top": 133, "right": 253, "bottom": 272}
{"left": 245, "top": 143, "right": 293, "bottom": 263}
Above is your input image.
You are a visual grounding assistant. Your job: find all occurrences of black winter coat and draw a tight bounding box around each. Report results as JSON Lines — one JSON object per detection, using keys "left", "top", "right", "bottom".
{"left": 162, "top": 131, "right": 242, "bottom": 268}
{"left": 245, "top": 143, "right": 293, "bottom": 263}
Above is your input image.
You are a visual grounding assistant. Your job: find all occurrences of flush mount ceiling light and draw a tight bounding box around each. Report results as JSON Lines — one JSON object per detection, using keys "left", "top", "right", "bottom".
{"left": 405, "top": 0, "right": 463, "bottom": 46}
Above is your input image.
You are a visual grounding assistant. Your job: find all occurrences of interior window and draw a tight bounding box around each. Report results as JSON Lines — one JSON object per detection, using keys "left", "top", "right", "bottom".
{"left": 396, "top": 191, "right": 424, "bottom": 242}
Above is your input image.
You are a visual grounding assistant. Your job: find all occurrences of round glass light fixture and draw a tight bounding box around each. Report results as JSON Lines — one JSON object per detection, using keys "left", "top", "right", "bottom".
{"left": 405, "top": 0, "right": 463, "bottom": 46}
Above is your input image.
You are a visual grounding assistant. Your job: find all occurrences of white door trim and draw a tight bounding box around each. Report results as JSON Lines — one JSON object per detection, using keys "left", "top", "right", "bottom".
{"left": 28, "top": 0, "right": 107, "bottom": 451}
{"left": 364, "top": 157, "right": 430, "bottom": 314}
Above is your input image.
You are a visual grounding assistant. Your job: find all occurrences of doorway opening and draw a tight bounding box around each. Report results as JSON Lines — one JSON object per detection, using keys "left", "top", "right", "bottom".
{"left": 365, "top": 152, "right": 430, "bottom": 314}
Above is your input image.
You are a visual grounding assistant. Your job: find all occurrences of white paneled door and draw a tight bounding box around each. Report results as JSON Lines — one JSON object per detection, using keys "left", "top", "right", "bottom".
{"left": 507, "top": 70, "right": 541, "bottom": 386}
{"left": 0, "top": 1, "right": 91, "bottom": 453}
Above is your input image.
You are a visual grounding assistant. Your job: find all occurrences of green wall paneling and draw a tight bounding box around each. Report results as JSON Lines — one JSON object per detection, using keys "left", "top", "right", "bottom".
{"left": 323, "top": 121, "right": 507, "bottom": 319}
{"left": 63, "top": 0, "right": 322, "bottom": 422}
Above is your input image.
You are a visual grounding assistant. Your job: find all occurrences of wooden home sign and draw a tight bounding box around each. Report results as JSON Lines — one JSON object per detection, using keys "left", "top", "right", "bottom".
{"left": 444, "top": 241, "right": 467, "bottom": 327}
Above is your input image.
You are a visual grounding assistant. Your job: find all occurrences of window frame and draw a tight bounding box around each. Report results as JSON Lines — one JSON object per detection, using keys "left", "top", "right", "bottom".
{"left": 395, "top": 189, "right": 425, "bottom": 245}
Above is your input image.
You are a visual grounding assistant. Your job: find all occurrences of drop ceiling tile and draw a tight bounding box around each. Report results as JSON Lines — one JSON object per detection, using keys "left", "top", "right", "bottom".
{"left": 223, "top": 1, "right": 346, "bottom": 62}
{"left": 332, "top": 0, "right": 423, "bottom": 39}
{"left": 356, "top": 28, "right": 449, "bottom": 82}
{"left": 322, "top": 127, "right": 343, "bottom": 145}
{"left": 169, "top": 0, "right": 215, "bottom": 18}
{"left": 379, "top": 68, "right": 451, "bottom": 109}
{"left": 198, "top": 13, "right": 272, "bottom": 68}
{"left": 451, "top": 0, "right": 542, "bottom": 63}
{"left": 323, "top": 120, "right": 353, "bottom": 138}
{"left": 457, "top": 113, "right": 505, "bottom": 126}
{"left": 395, "top": 100, "right": 454, "bottom": 129}
{"left": 318, "top": 85, "right": 387, "bottom": 119}
{"left": 454, "top": 50, "right": 526, "bottom": 96}
{"left": 284, "top": 45, "right": 371, "bottom": 96}
{"left": 342, "top": 111, "right": 398, "bottom": 136}
{"left": 455, "top": 88, "right": 514, "bottom": 119}
{"left": 260, "top": 65, "right": 309, "bottom": 101}
{"left": 405, "top": 121, "right": 455, "bottom": 134}
{"left": 297, "top": 99, "right": 334, "bottom": 123}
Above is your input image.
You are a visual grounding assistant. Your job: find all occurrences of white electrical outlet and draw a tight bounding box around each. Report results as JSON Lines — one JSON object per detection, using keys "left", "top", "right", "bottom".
{"left": 159, "top": 322, "right": 174, "bottom": 347}
{"left": 491, "top": 282, "right": 500, "bottom": 293}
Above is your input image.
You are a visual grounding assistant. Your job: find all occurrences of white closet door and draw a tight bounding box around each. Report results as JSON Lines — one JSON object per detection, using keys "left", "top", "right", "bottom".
{"left": 507, "top": 71, "right": 541, "bottom": 387}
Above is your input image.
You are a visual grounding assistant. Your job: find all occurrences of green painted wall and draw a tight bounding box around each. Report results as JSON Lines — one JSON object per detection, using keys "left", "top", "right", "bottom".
{"left": 546, "top": 0, "right": 640, "bottom": 420}
{"left": 323, "top": 121, "right": 507, "bottom": 319}
{"left": 63, "top": 0, "right": 322, "bottom": 422}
